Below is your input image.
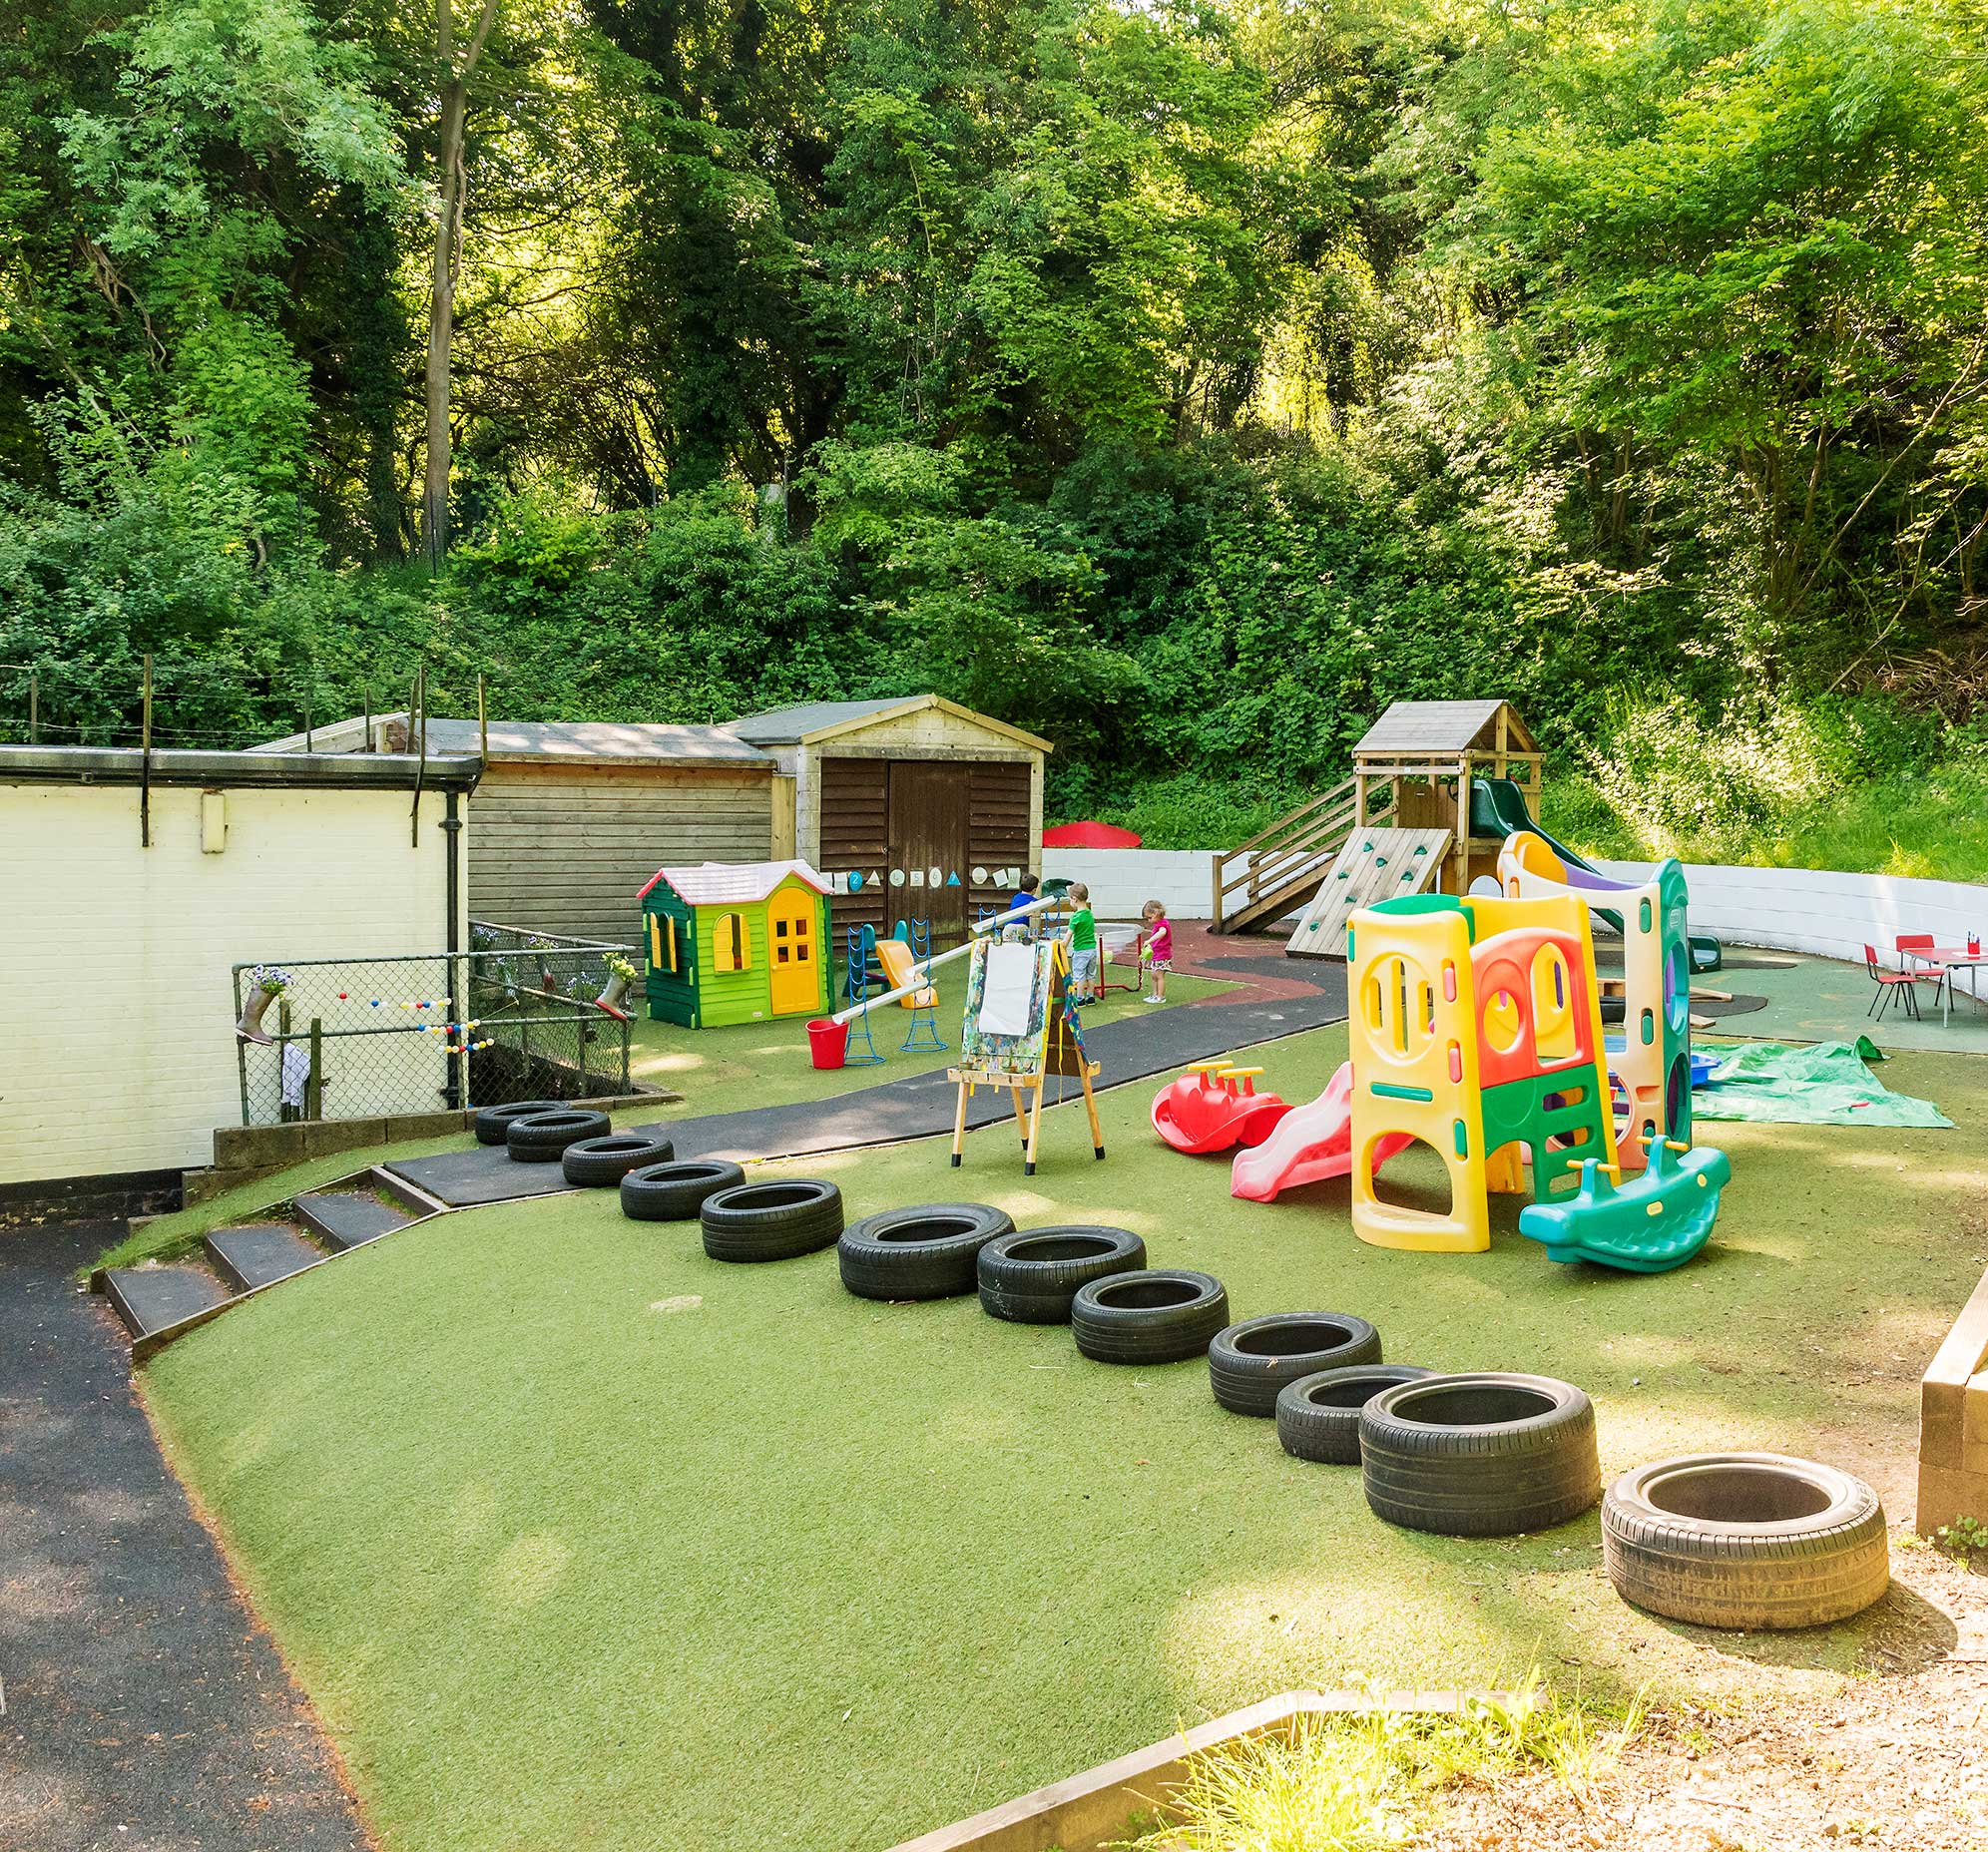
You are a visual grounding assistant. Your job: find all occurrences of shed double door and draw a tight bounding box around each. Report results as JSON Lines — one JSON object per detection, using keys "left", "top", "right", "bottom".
{"left": 820, "top": 755, "right": 1028, "bottom": 946}
{"left": 886, "top": 761, "right": 968, "bottom": 941}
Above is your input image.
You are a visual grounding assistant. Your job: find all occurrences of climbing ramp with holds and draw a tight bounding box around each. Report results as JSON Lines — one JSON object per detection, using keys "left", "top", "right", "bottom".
{"left": 1286, "top": 828, "right": 1452, "bottom": 960}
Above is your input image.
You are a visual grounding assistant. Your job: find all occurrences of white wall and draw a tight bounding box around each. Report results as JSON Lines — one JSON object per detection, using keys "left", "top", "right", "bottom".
{"left": 1041, "top": 847, "right": 1219, "bottom": 921}
{"left": 1597, "top": 859, "right": 1988, "bottom": 968}
{"left": 1045, "top": 844, "right": 1988, "bottom": 967}
{"left": 0, "top": 781, "right": 464, "bottom": 1186}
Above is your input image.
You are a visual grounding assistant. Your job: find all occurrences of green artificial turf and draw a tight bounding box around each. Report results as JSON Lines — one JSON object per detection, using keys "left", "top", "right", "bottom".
{"left": 94, "top": 1130, "right": 475, "bottom": 1273}
{"left": 627, "top": 956, "right": 1237, "bottom": 1118}
{"left": 102, "top": 963, "right": 1233, "bottom": 1274}
{"left": 141, "top": 1026, "right": 1987, "bottom": 1852}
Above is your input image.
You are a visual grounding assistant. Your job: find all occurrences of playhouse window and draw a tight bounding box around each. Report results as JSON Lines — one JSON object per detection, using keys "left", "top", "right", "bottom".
{"left": 714, "top": 912, "right": 750, "bottom": 973}
{"left": 649, "top": 914, "right": 680, "bottom": 974}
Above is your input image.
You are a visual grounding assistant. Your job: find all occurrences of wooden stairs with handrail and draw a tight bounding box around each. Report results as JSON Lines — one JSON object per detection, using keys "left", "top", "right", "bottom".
{"left": 1210, "top": 779, "right": 1362, "bottom": 935}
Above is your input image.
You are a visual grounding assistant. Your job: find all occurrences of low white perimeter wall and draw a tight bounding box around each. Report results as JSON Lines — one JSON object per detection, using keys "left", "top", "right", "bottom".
{"left": 1041, "top": 848, "right": 1219, "bottom": 921}
{"left": 1597, "top": 859, "right": 1988, "bottom": 969}
{"left": 0, "top": 781, "right": 464, "bottom": 1187}
{"left": 1045, "top": 844, "right": 1988, "bottom": 968}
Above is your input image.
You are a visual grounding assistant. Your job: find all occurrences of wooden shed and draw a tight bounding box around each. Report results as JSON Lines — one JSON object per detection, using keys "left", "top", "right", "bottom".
{"left": 1350, "top": 699, "right": 1542, "bottom": 896}
{"left": 637, "top": 860, "right": 833, "bottom": 1028}
{"left": 729, "top": 695, "right": 1050, "bottom": 946}
{"left": 253, "top": 715, "right": 777, "bottom": 945}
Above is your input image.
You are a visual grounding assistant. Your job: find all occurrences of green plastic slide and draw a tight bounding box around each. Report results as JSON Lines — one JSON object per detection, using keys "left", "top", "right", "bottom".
{"left": 1468, "top": 777, "right": 1723, "bottom": 973}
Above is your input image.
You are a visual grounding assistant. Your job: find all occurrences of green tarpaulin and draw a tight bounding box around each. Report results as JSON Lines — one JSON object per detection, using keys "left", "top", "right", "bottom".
{"left": 1695, "top": 1038, "right": 1953, "bottom": 1129}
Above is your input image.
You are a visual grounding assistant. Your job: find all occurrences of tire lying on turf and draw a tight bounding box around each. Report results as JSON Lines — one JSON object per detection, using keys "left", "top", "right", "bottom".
{"left": 1276, "top": 1364, "right": 1436, "bottom": 1464}
{"left": 1208, "top": 1312, "right": 1382, "bottom": 1417}
{"left": 1601, "top": 1453, "right": 1890, "bottom": 1629}
{"left": 474, "top": 1099, "right": 566, "bottom": 1146}
{"left": 701, "top": 1179, "right": 843, "bottom": 1262}
{"left": 838, "top": 1203, "right": 1015, "bottom": 1301}
{"left": 562, "top": 1133, "right": 675, "bottom": 1187}
{"left": 1071, "top": 1269, "right": 1231, "bottom": 1365}
{"left": 1359, "top": 1372, "right": 1601, "bottom": 1536}
{"left": 977, "top": 1226, "right": 1148, "bottom": 1324}
{"left": 620, "top": 1158, "right": 745, "bottom": 1221}
{"left": 506, "top": 1108, "right": 613, "bottom": 1162}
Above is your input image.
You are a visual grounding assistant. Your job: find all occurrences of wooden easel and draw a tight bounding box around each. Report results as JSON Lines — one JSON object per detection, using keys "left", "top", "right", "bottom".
{"left": 948, "top": 938, "right": 1104, "bottom": 1176}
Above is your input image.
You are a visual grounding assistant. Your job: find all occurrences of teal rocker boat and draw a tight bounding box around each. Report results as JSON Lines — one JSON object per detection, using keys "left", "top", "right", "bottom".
{"left": 1518, "top": 1138, "right": 1732, "bottom": 1273}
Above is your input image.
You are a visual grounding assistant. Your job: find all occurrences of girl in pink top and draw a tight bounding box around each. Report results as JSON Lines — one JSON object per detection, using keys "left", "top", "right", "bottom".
{"left": 1141, "top": 900, "right": 1174, "bottom": 1004}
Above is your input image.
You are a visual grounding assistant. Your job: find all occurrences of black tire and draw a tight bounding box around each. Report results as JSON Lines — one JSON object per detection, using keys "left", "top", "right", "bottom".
{"left": 1071, "top": 1270, "right": 1231, "bottom": 1365}
{"left": 701, "top": 1179, "right": 843, "bottom": 1262}
{"left": 505, "top": 1108, "right": 613, "bottom": 1162}
{"left": 838, "top": 1204, "right": 1015, "bottom": 1301}
{"left": 1276, "top": 1365, "right": 1437, "bottom": 1464}
{"left": 562, "top": 1133, "right": 675, "bottom": 1187}
{"left": 977, "top": 1226, "right": 1148, "bottom": 1324}
{"left": 620, "top": 1159, "right": 745, "bottom": 1221}
{"left": 474, "top": 1099, "right": 566, "bottom": 1146}
{"left": 1601, "top": 1453, "right": 1889, "bottom": 1629}
{"left": 1359, "top": 1373, "right": 1601, "bottom": 1537}
{"left": 1208, "top": 1312, "right": 1382, "bottom": 1417}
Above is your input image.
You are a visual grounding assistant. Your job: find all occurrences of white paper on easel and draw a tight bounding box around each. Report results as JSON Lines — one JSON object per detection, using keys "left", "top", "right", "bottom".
{"left": 978, "top": 943, "right": 1037, "bottom": 1036}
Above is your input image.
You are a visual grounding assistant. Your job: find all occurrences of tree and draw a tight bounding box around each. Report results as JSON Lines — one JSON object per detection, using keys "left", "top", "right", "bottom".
{"left": 423, "top": 0, "right": 501, "bottom": 566}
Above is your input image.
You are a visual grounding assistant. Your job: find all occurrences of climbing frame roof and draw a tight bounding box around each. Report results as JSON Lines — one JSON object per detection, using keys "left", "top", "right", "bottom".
{"left": 1352, "top": 701, "right": 1538, "bottom": 759}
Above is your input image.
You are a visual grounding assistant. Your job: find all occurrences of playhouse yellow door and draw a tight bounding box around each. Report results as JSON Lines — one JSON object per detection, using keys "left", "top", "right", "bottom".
{"left": 767, "top": 889, "right": 818, "bottom": 1016}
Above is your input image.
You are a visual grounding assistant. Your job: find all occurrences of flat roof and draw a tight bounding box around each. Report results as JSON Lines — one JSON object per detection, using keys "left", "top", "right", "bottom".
{"left": 253, "top": 714, "right": 771, "bottom": 767}
{"left": 0, "top": 745, "right": 483, "bottom": 790}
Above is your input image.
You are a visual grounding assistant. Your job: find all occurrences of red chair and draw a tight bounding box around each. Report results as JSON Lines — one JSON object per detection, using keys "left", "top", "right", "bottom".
{"left": 1865, "top": 945, "right": 1922, "bottom": 1021}
{"left": 1895, "top": 933, "right": 1949, "bottom": 1010}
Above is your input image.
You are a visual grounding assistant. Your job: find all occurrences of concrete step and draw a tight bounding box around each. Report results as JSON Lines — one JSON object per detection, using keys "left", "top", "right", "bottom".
{"left": 102, "top": 1263, "right": 234, "bottom": 1341}
{"left": 205, "top": 1221, "right": 326, "bottom": 1292}
{"left": 293, "top": 1188, "right": 415, "bottom": 1251}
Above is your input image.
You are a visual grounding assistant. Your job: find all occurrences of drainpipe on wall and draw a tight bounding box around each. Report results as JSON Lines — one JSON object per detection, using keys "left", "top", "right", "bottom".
{"left": 442, "top": 788, "right": 464, "bottom": 1110}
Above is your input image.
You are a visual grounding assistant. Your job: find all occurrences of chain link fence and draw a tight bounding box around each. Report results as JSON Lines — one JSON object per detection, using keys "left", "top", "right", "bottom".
{"left": 232, "top": 924, "right": 638, "bottom": 1127}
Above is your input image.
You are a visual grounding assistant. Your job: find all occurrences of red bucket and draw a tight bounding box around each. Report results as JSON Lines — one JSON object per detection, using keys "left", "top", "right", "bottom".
{"left": 806, "top": 1018, "right": 848, "bottom": 1070}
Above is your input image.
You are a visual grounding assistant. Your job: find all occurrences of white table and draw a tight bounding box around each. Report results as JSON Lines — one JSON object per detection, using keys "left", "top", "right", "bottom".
{"left": 1910, "top": 948, "right": 1987, "bottom": 1027}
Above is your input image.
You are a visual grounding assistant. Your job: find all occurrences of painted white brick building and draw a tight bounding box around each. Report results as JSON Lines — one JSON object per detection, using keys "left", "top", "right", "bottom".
{"left": 0, "top": 747, "right": 478, "bottom": 1197}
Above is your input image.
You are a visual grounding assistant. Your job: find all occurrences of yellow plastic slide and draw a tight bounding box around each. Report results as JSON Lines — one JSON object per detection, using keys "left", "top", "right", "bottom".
{"left": 874, "top": 937, "right": 938, "bottom": 1008}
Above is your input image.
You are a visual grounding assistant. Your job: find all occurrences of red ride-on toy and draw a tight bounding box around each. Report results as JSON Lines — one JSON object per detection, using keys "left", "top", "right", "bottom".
{"left": 1152, "top": 1063, "right": 1292, "bottom": 1155}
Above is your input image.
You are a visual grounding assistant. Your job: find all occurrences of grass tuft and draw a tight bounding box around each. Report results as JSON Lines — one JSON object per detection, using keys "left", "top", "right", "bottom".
{"left": 1125, "top": 1671, "right": 1644, "bottom": 1852}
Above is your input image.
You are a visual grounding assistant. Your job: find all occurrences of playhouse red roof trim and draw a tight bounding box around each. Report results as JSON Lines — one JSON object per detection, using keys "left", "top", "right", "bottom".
{"left": 636, "top": 859, "right": 833, "bottom": 906}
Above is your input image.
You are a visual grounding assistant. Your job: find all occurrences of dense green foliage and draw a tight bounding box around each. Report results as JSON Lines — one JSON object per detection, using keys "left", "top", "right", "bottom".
{"left": 4, "top": 0, "right": 1985, "bottom": 858}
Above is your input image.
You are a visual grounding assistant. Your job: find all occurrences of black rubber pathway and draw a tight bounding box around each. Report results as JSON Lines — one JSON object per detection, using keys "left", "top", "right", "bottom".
{"left": 391, "top": 950, "right": 1351, "bottom": 1205}
{"left": 0, "top": 1221, "right": 368, "bottom": 1852}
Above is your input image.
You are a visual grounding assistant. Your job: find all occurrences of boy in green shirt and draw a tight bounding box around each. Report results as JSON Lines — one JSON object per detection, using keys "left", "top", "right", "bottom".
{"left": 1068, "top": 882, "right": 1099, "bottom": 1002}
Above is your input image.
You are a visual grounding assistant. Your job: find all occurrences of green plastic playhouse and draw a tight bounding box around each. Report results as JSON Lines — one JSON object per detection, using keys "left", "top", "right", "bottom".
{"left": 638, "top": 860, "right": 834, "bottom": 1028}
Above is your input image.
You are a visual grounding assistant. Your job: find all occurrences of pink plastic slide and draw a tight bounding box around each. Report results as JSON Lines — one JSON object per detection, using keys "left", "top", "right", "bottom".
{"left": 1230, "top": 1061, "right": 1410, "bottom": 1202}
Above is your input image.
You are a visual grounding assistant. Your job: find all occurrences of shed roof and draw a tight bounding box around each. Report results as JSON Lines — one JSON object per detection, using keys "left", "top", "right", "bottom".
{"left": 253, "top": 714, "right": 770, "bottom": 767}
{"left": 728, "top": 697, "right": 918, "bottom": 743}
{"left": 1352, "top": 700, "right": 1537, "bottom": 757}
{"left": 637, "top": 859, "right": 832, "bottom": 906}
{"left": 729, "top": 693, "right": 1052, "bottom": 753}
